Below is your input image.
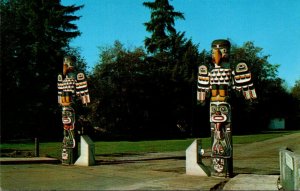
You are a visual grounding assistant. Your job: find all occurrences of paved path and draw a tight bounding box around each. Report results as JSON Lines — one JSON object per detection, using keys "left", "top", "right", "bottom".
{"left": 233, "top": 131, "right": 300, "bottom": 175}
{"left": 223, "top": 174, "right": 280, "bottom": 190}
{"left": 0, "top": 154, "right": 225, "bottom": 190}
{"left": 1, "top": 131, "right": 299, "bottom": 190}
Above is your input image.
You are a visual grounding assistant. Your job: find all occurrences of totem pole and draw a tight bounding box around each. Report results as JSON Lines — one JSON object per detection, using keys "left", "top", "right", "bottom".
{"left": 197, "top": 39, "right": 257, "bottom": 177}
{"left": 57, "top": 56, "right": 90, "bottom": 165}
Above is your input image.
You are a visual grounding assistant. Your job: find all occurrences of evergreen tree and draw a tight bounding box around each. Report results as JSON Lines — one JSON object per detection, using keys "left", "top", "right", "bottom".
{"left": 1, "top": 0, "right": 83, "bottom": 140}
{"left": 142, "top": 0, "right": 202, "bottom": 137}
{"left": 143, "top": 0, "right": 184, "bottom": 55}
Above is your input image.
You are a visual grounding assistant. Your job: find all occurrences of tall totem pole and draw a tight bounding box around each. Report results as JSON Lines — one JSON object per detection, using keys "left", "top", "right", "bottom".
{"left": 57, "top": 56, "right": 90, "bottom": 165}
{"left": 197, "top": 39, "right": 257, "bottom": 177}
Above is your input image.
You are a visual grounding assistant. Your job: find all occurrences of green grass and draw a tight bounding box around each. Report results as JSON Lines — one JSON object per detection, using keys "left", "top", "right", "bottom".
{"left": 1, "top": 131, "right": 298, "bottom": 158}
{"left": 232, "top": 130, "right": 299, "bottom": 144}
{"left": 94, "top": 139, "right": 202, "bottom": 155}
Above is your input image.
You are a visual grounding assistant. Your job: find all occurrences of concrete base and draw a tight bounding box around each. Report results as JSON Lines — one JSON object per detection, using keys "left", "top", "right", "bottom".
{"left": 280, "top": 149, "right": 300, "bottom": 190}
{"left": 75, "top": 135, "right": 95, "bottom": 166}
{"left": 186, "top": 139, "right": 210, "bottom": 176}
{"left": 223, "top": 174, "right": 279, "bottom": 190}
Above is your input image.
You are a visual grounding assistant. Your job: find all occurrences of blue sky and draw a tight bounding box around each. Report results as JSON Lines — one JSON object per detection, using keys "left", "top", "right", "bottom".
{"left": 61, "top": 0, "right": 300, "bottom": 87}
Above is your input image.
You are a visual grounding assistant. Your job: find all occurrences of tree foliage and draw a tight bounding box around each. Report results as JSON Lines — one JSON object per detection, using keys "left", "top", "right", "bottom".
{"left": 1, "top": 0, "right": 84, "bottom": 140}
{"left": 88, "top": 37, "right": 202, "bottom": 140}
{"left": 87, "top": 0, "right": 203, "bottom": 139}
{"left": 291, "top": 79, "right": 300, "bottom": 101}
{"left": 87, "top": 1, "right": 299, "bottom": 139}
{"left": 230, "top": 42, "right": 298, "bottom": 132}
{"left": 289, "top": 79, "right": 300, "bottom": 129}
{"left": 85, "top": 36, "right": 300, "bottom": 137}
{"left": 2, "top": 0, "right": 298, "bottom": 141}
{"left": 143, "top": 0, "right": 185, "bottom": 54}
{"left": 89, "top": 42, "right": 150, "bottom": 139}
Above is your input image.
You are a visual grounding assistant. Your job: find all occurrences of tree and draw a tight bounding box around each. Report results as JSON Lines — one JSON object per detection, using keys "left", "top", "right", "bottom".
{"left": 89, "top": 41, "right": 150, "bottom": 139}
{"left": 143, "top": 0, "right": 184, "bottom": 55}
{"left": 230, "top": 41, "right": 295, "bottom": 132}
{"left": 291, "top": 79, "right": 300, "bottom": 100}
{"left": 290, "top": 79, "right": 300, "bottom": 129}
{"left": 142, "top": 0, "right": 205, "bottom": 137}
{"left": 1, "top": 0, "right": 83, "bottom": 140}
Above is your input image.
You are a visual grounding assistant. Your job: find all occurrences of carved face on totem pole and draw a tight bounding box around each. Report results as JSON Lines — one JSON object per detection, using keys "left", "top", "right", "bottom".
{"left": 210, "top": 102, "right": 231, "bottom": 124}
{"left": 210, "top": 102, "right": 232, "bottom": 174}
{"left": 210, "top": 102, "right": 232, "bottom": 152}
{"left": 62, "top": 106, "right": 75, "bottom": 130}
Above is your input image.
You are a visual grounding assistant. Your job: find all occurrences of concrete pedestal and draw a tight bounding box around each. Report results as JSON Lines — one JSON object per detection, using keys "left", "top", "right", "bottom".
{"left": 75, "top": 135, "right": 95, "bottom": 166}
{"left": 280, "top": 149, "right": 300, "bottom": 190}
{"left": 186, "top": 139, "right": 210, "bottom": 176}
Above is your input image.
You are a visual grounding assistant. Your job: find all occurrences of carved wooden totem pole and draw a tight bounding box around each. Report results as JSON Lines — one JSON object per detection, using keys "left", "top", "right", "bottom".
{"left": 57, "top": 56, "right": 90, "bottom": 165}
{"left": 197, "top": 39, "right": 257, "bottom": 177}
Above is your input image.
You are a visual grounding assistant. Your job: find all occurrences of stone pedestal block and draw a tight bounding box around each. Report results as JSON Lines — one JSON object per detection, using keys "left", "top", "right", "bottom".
{"left": 75, "top": 135, "right": 95, "bottom": 166}
{"left": 280, "top": 149, "right": 300, "bottom": 190}
{"left": 186, "top": 139, "right": 210, "bottom": 176}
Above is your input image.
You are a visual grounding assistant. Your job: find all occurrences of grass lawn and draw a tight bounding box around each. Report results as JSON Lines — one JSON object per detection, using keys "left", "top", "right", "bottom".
{"left": 0, "top": 131, "right": 298, "bottom": 158}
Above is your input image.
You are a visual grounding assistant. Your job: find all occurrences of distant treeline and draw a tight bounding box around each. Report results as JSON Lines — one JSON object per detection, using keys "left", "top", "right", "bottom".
{"left": 1, "top": 0, "right": 299, "bottom": 141}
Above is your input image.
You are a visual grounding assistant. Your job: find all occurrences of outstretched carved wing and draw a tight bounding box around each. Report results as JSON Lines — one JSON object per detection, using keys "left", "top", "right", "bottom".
{"left": 232, "top": 62, "right": 257, "bottom": 100}
{"left": 57, "top": 74, "right": 63, "bottom": 104}
{"left": 76, "top": 72, "right": 90, "bottom": 105}
{"left": 197, "top": 65, "right": 210, "bottom": 103}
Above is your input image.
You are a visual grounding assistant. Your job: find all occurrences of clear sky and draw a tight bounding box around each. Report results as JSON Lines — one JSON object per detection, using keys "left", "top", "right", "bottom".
{"left": 61, "top": 0, "right": 300, "bottom": 87}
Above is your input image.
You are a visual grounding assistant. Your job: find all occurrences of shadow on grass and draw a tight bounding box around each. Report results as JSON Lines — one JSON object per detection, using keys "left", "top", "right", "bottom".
{"left": 96, "top": 155, "right": 185, "bottom": 165}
